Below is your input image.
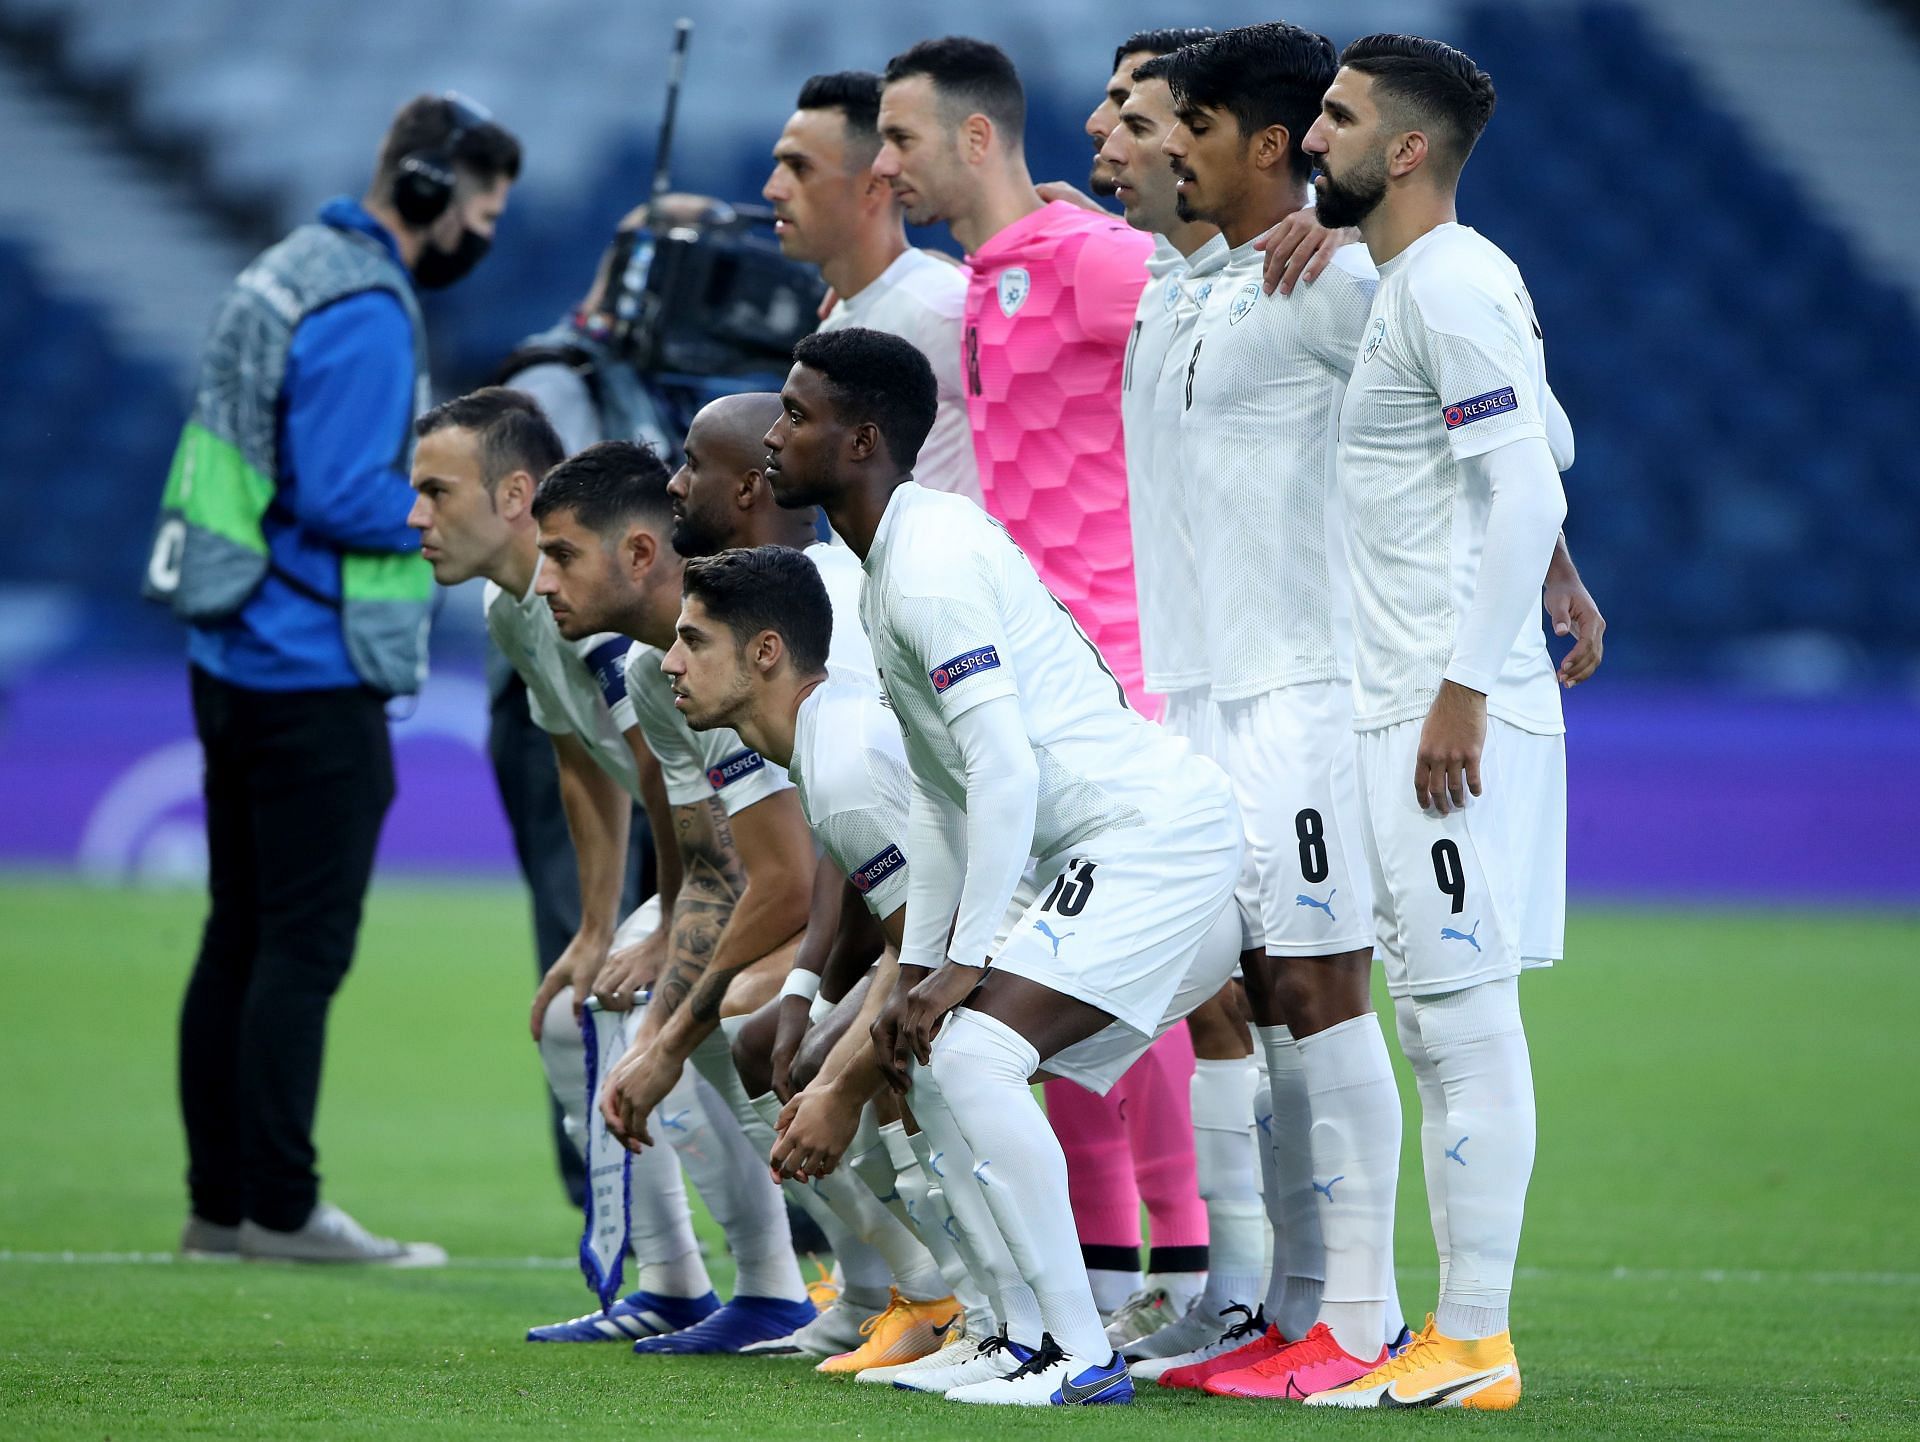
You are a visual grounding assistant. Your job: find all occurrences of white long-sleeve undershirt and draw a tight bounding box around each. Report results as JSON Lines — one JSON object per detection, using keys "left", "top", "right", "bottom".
{"left": 1443, "top": 433, "right": 1569, "bottom": 698}
{"left": 898, "top": 694, "right": 1039, "bottom": 972}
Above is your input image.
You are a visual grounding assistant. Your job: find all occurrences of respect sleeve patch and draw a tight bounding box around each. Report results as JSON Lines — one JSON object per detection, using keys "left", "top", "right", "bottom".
{"left": 1443, "top": 387, "right": 1517, "bottom": 430}
{"left": 707, "top": 748, "right": 766, "bottom": 791}
{"left": 929, "top": 645, "right": 1001, "bottom": 693}
{"left": 584, "top": 638, "right": 630, "bottom": 709}
{"left": 849, "top": 843, "right": 907, "bottom": 895}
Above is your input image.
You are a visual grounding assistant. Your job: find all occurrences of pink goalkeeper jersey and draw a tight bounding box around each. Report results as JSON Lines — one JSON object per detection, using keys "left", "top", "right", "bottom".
{"left": 963, "top": 201, "right": 1156, "bottom": 709}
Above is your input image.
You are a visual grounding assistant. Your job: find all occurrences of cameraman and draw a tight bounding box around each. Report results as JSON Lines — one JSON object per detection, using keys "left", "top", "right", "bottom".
{"left": 152, "top": 94, "right": 520, "bottom": 1264}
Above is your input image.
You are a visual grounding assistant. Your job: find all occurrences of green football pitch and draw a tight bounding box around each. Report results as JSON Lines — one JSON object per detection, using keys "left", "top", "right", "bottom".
{"left": 1, "top": 879, "right": 1915, "bottom": 1440}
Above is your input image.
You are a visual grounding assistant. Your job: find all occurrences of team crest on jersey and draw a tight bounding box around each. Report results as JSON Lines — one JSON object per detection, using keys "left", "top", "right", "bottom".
{"left": 706, "top": 748, "right": 766, "bottom": 791}
{"left": 929, "top": 645, "right": 1001, "bottom": 693}
{"left": 997, "top": 268, "right": 1031, "bottom": 316}
{"left": 1162, "top": 279, "right": 1181, "bottom": 312}
{"left": 1194, "top": 281, "right": 1214, "bottom": 304}
{"left": 1228, "top": 280, "right": 1260, "bottom": 325}
{"left": 1443, "top": 386, "right": 1518, "bottom": 430}
{"left": 1361, "top": 315, "right": 1387, "bottom": 363}
{"left": 849, "top": 843, "right": 906, "bottom": 895}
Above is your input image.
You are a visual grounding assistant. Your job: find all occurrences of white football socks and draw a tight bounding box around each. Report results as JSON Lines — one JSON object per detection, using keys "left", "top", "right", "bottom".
{"left": 1256, "top": 1023, "right": 1325, "bottom": 1339}
{"left": 1295, "top": 1013, "right": 1402, "bottom": 1359}
{"left": 878, "top": 1118, "right": 994, "bottom": 1330}
{"left": 1190, "top": 1056, "right": 1267, "bottom": 1314}
{"left": 928, "top": 1008, "right": 1109, "bottom": 1360}
{"left": 746, "top": 1090, "right": 949, "bottom": 1303}
{"left": 683, "top": 1029, "right": 807, "bottom": 1303}
{"left": 1407, "top": 978, "right": 1534, "bottom": 1340}
{"left": 909, "top": 1049, "right": 1044, "bottom": 1347}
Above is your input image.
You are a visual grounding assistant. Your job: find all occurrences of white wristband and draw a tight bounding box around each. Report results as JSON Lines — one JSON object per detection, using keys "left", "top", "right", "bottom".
{"left": 778, "top": 969, "right": 822, "bottom": 1003}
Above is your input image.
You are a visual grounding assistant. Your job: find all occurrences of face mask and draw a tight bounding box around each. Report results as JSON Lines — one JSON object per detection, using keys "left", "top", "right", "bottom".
{"left": 413, "top": 227, "right": 491, "bottom": 290}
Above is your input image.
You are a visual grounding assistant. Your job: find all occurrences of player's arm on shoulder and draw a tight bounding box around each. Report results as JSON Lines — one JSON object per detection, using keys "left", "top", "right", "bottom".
{"left": 1256, "top": 213, "right": 1362, "bottom": 296}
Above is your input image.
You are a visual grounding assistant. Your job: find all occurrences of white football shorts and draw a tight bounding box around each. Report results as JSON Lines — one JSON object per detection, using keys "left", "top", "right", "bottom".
{"left": 1354, "top": 714, "right": 1566, "bottom": 998}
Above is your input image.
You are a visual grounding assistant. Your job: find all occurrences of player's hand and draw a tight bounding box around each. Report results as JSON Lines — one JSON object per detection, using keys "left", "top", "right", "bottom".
{"left": 1545, "top": 574, "right": 1607, "bottom": 688}
{"left": 769, "top": 1080, "right": 863, "bottom": 1182}
{"left": 591, "top": 928, "right": 664, "bottom": 1013}
{"left": 904, "top": 963, "right": 985, "bottom": 1067}
{"left": 1415, "top": 680, "right": 1487, "bottom": 815}
{"left": 1036, "top": 179, "right": 1108, "bottom": 214}
{"left": 531, "top": 941, "right": 595, "bottom": 1040}
{"left": 1256, "top": 215, "right": 1359, "bottom": 295}
{"left": 599, "top": 1043, "right": 681, "bottom": 1153}
{"left": 769, "top": 993, "right": 814, "bottom": 1104}
{"left": 871, "top": 964, "right": 931, "bottom": 1094}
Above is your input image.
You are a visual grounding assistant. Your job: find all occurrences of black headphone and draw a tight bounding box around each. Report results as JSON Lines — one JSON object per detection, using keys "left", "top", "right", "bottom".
{"left": 391, "top": 91, "right": 494, "bottom": 227}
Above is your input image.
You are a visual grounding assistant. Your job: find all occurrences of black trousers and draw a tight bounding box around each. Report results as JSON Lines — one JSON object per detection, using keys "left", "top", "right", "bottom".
{"left": 487, "top": 672, "right": 653, "bottom": 1208}
{"left": 179, "top": 666, "right": 394, "bottom": 1231}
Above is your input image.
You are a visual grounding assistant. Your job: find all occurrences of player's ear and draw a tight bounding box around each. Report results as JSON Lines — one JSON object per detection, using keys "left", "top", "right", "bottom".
{"left": 963, "top": 112, "right": 994, "bottom": 164}
{"left": 847, "top": 419, "right": 880, "bottom": 464}
{"left": 1258, "top": 124, "right": 1290, "bottom": 175}
{"left": 624, "top": 524, "right": 655, "bottom": 577}
{"left": 497, "top": 469, "right": 533, "bottom": 520}
{"left": 1388, "top": 127, "right": 1428, "bottom": 180}
{"left": 755, "top": 629, "right": 783, "bottom": 677}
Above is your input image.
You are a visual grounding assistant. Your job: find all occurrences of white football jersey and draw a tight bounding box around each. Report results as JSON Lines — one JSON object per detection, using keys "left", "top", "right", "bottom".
{"left": 484, "top": 560, "right": 640, "bottom": 796}
{"left": 1336, "top": 223, "right": 1565, "bottom": 735}
{"left": 1122, "top": 233, "right": 1228, "bottom": 695}
{"left": 1180, "top": 240, "right": 1378, "bottom": 701}
{"left": 622, "top": 640, "right": 791, "bottom": 813}
{"left": 805, "top": 538, "right": 879, "bottom": 686}
{"left": 789, "top": 668, "right": 913, "bottom": 919}
{"left": 859, "top": 482, "right": 1228, "bottom": 860}
{"left": 820, "top": 249, "right": 982, "bottom": 506}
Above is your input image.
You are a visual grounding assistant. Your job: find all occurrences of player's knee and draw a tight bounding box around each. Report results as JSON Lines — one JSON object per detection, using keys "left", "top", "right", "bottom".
{"left": 1409, "top": 976, "right": 1524, "bottom": 1049}
{"left": 788, "top": 1022, "right": 836, "bottom": 1096}
{"left": 727, "top": 1002, "right": 778, "bottom": 1098}
{"left": 1270, "top": 950, "right": 1373, "bottom": 1037}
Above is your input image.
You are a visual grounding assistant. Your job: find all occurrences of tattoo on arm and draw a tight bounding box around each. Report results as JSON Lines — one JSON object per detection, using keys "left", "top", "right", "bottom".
{"left": 653, "top": 800, "right": 744, "bottom": 1018}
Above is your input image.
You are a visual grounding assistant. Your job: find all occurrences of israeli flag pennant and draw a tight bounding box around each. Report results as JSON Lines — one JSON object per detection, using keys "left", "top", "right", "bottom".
{"left": 579, "top": 999, "right": 632, "bottom": 1310}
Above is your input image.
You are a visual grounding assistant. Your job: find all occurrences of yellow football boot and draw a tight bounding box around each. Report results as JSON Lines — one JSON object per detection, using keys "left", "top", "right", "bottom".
{"left": 1304, "top": 1314, "right": 1521, "bottom": 1410}
{"left": 815, "top": 1289, "right": 961, "bottom": 1375}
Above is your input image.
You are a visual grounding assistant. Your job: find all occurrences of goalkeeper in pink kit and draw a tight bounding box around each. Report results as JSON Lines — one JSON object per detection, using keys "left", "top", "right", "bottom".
{"left": 875, "top": 37, "right": 1157, "bottom": 710}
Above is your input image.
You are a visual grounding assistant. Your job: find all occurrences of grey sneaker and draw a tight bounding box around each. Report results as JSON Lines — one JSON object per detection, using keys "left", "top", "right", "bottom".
{"left": 238, "top": 1202, "right": 447, "bottom": 1267}
{"left": 180, "top": 1214, "right": 240, "bottom": 1258}
{"left": 1102, "top": 1286, "right": 1173, "bottom": 1350}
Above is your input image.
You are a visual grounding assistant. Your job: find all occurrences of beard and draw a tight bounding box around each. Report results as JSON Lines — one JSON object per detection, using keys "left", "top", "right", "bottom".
{"left": 670, "top": 513, "right": 725, "bottom": 559}
{"left": 1313, "top": 149, "right": 1389, "bottom": 229}
{"left": 1088, "top": 158, "right": 1119, "bottom": 198}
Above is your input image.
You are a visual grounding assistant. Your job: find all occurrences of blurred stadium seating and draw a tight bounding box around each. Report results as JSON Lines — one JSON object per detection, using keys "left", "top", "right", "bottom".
{"left": 0, "top": 0, "right": 1914, "bottom": 690}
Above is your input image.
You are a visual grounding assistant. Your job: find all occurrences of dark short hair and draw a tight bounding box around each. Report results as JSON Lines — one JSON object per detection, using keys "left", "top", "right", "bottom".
{"left": 1113, "top": 27, "right": 1214, "bottom": 71}
{"left": 1162, "top": 23, "right": 1337, "bottom": 182}
{"left": 376, "top": 93, "right": 522, "bottom": 190}
{"left": 414, "top": 387, "right": 564, "bottom": 492}
{"left": 682, "top": 546, "right": 832, "bottom": 674}
{"left": 797, "top": 70, "right": 884, "bottom": 165}
{"left": 884, "top": 37, "right": 1024, "bottom": 145}
{"left": 531, "top": 440, "right": 673, "bottom": 537}
{"left": 1339, "top": 33, "right": 1496, "bottom": 178}
{"left": 790, "top": 328, "right": 938, "bottom": 470}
